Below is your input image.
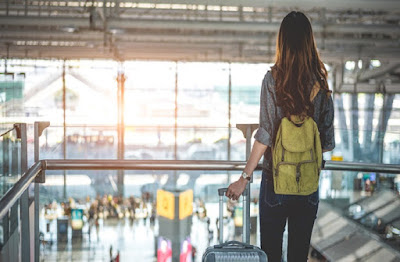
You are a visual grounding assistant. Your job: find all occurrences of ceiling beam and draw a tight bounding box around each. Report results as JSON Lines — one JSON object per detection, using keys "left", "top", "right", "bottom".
{"left": 339, "top": 82, "right": 400, "bottom": 93}
{"left": 1, "top": 30, "right": 399, "bottom": 50}
{"left": 99, "top": 0, "right": 400, "bottom": 11}
{"left": 1, "top": 16, "right": 399, "bottom": 35}
{"left": 359, "top": 63, "right": 400, "bottom": 81}
{"left": 2, "top": 45, "right": 400, "bottom": 63}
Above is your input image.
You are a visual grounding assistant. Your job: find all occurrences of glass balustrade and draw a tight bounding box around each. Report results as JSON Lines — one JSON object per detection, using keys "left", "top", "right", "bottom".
{"left": 0, "top": 121, "right": 399, "bottom": 261}
{"left": 0, "top": 127, "right": 21, "bottom": 197}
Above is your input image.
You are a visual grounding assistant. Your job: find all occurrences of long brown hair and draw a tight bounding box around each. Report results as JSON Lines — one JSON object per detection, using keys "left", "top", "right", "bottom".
{"left": 271, "top": 11, "right": 329, "bottom": 117}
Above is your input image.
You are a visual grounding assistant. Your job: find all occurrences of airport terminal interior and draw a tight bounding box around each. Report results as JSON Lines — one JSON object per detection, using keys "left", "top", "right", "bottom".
{"left": 0, "top": 0, "right": 400, "bottom": 261}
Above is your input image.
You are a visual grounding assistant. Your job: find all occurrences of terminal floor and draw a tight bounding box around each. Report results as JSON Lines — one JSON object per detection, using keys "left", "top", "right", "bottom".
{"left": 41, "top": 218, "right": 156, "bottom": 262}
{"left": 40, "top": 217, "right": 325, "bottom": 262}
{"left": 40, "top": 216, "right": 217, "bottom": 262}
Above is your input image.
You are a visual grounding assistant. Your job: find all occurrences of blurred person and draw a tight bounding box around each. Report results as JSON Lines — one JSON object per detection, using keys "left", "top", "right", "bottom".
{"left": 129, "top": 196, "right": 136, "bottom": 220}
{"left": 95, "top": 214, "right": 100, "bottom": 241}
{"left": 226, "top": 11, "right": 334, "bottom": 262}
{"left": 180, "top": 239, "right": 193, "bottom": 262}
{"left": 88, "top": 202, "right": 96, "bottom": 241}
{"left": 157, "top": 238, "right": 172, "bottom": 262}
{"left": 150, "top": 201, "right": 156, "bottom": 226}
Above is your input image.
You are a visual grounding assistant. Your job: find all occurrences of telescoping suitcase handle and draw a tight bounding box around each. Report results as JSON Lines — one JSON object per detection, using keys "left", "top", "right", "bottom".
{"left": 214, "top": 240, "right": 253, "bottom": 249}
{"left": 217, "top": 187, "right": 249, "bottom": 245}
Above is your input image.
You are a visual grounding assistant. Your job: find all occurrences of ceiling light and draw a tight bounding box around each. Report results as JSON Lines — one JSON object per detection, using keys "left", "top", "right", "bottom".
{"left": 61, "top": 26, "right": 77, "bottom": 33}
{"left": 109, "top": 28, "right": 125, "bottom": 34}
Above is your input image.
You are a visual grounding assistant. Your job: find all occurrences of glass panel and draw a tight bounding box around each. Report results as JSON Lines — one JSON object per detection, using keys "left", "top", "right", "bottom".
{"left": 229, "top": 128, "right": 247, "bottom": 161}
{"left": 177, "top": 62, "right": 229, "bottom": 126}
{"left": 384, "top": 94, "right": 400, "bottom": 164}
{"left": 231, "top": 63, "right": 270, "bottom": 125}
{"left": 0, "top": 128, "right": 21, "bottom": 249}
{"left": 64, "top": 61, "right": 118, "bottom": 126}
{"left": 125, "top": 126, "right": 174, "bottom": 160}
{"left": 332, "top": 92, "right": 400, "bottom": 164}
{"left": 177, "top": 63, "right": 229, "bottom": 160}
{"left": 66, "top": 126, "right": 117, "bottom": 159}
{"left": 124, "top": 61, "right": 175, "bottom": 126}
{"left": 177, "top": 127, "right": 229, "bottom": 160}
{"left": 0, "top": 128, "right": 21, "bottom": 197}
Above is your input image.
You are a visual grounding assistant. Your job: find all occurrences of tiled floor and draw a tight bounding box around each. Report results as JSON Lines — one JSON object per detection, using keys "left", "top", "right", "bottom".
{"left": 40, "top": 207, "right": 329, "bottom": 262}
{"left": 41, "top": 218, "right": 156, "bottom": 262}
{"left": 40, "top": 213, "right": 235, "bottom": 262}
{"left": 40, "top": 202, "right": 249, "bottom": 262}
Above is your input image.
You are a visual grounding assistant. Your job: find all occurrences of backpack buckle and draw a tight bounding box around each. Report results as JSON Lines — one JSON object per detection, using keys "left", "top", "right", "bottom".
{"left": 296, "top": 165, "right": 301, "bottom": 182}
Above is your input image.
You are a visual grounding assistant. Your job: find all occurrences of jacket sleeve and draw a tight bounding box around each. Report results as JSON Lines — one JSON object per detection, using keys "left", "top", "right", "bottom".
{"left": 315, "top": 122, "right": 323, "bottom": 171}
{"left": 319, "top": 92, "right": 335, "bottom": 151}
{"left": 254, "top": 72, "right": 276, "bottom": 147}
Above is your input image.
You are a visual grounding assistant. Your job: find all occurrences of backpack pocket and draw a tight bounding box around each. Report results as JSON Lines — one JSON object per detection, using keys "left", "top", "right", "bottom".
{"left": 274, "top": 150, "right": 319, "bottom": 195}
{"left": 299, "top": 161, "right": 319, "bottom": 194}
{"left": 274, "top": 162, "right": 299, "bottom": 194}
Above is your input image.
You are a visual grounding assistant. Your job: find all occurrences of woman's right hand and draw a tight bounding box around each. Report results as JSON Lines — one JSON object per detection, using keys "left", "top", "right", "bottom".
{"left": 226, "top": 177, "right": 248, "bottom": 201}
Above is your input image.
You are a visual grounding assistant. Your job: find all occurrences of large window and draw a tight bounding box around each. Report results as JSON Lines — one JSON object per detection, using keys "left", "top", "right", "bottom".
{"left": 1, "top": 59, "right": 399, "bottom": 201}
{"left": 178, "top": 62, "right": 229, "bottom": 160}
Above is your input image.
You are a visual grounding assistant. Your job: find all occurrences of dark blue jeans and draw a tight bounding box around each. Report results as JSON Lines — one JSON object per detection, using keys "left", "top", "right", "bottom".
{"left": 259, "top": 169, "right": 319, "bottom": 262}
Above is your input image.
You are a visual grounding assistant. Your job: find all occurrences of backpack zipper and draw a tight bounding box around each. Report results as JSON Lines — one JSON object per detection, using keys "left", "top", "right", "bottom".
{"left": 275, "top": 161, "right": 298, "bottom": 176}
{"left": 275, "top": 160, "right": 316, "bottom": 193}
{"left": 296, "top": 164, "right": 301, "bottom": 193}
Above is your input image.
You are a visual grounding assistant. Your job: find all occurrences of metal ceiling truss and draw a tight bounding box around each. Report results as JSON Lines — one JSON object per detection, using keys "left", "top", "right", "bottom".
{"left": 0, "top": 0, "right": 399, "bottom": 65}
{"left": 331, "top": 61, "right": 400, "bottom": 94}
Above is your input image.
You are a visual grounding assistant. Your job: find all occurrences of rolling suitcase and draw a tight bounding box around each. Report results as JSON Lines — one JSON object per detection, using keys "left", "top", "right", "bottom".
{"left": 202, "top": 188, "right": 267, "bottom": 262}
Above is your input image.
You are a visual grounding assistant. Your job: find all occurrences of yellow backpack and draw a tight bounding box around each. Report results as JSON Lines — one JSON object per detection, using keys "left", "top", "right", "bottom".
{"left": 271, "top": 83, "right": 323, "bottom": 195}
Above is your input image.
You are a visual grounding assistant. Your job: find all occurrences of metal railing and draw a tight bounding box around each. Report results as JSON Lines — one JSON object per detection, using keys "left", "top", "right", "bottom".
{"left": 0, "top": 162, "right": 41, "bottom": 219}
{"left": 1, "top": 123, "right": 29, "bottom": 262}
{"left": 40, "top": 159, "right": 400, "bottom": 173}
{"left": 0, "top": 126, "right": 15, "bottom": 138}
{"left": 0, "top": 122, "right": 400, "bottom": 262}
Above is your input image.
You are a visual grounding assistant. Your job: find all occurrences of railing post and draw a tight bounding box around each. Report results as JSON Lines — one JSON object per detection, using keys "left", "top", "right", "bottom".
{"left": 33, "top": 121, "right": 49, "bottom": 262}
{"left": 117, "top": 67, "right": 126, "bottom": 197}
{"left": 236, "top": 124, "right": 259, "bottom": 244}
{"left": 15, "top": 123, "right": 30, "bottom": 262}
{"left": 1, "top": 129, "right": 10, "bottom": 261}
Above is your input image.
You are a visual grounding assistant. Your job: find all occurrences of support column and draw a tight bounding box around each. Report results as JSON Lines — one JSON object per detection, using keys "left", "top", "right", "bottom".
{"left": 335, "top": 94, "right": 349, "bottom": 152}
{"left": 350, "top": 94, "right": 360, "bottom": 161}
{"left": 174, "top": 62, "right": 178, "bottom": 160}
{"left": 227, "top": 64, "right": 232, "bottom": 184}
{"left": 16, "top": 123, "right": 30, "bottom": 262}
{"left": 228, "top": 63, "right": 232, "bottom": 161}
{"left": 62, "top": 60, "right": 67, "bottom": 200}
{"left": 363, "top": 94, "right": 375, "bottom": 158}
{"left": 173, "top": 62, "right": 179, "bottom": 187}
{"left": 117, "top": 66, "right": 126, "bottom": 197}
{"left": 375, "top": 92, "right": 395, "bottom": 163}
{"left": 333, "top": 62, "right": 344, "bottom": 93}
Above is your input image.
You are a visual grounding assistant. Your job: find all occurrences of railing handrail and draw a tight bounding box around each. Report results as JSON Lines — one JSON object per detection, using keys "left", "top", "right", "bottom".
{"left": 1, "top": 159, "right": 399, "bottom": 220}
{"left": 43, "top": 159, "right": 250, "bottom": 171}
{"left": 324, "top": 161, "right": 400, "bottom": 174}
{"left": 42, "top": 159, "right": 400, "bottom": 174}
{"left": 0, "top": 162, "right": 42, "bottom": 219}
{"left": 0, "top": 126, "right": 15, "bottom": 137}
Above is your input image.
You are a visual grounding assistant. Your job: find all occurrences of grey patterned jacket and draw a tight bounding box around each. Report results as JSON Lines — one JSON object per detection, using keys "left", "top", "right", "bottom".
{"left": 254, "top": 71, "right": 335, "bottom": 170}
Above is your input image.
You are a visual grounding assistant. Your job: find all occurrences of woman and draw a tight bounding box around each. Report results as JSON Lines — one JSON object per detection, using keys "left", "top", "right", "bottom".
{"left": 226, "top": 11, "right": 335, "bottom": 262}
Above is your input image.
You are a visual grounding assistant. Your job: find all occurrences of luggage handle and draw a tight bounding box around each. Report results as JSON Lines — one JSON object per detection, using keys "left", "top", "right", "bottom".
{"left": 214, "top": 240, "right": 253, "bottom": 249}
{"left": 218, "top": 187, "right": 248, "bottom": 244}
